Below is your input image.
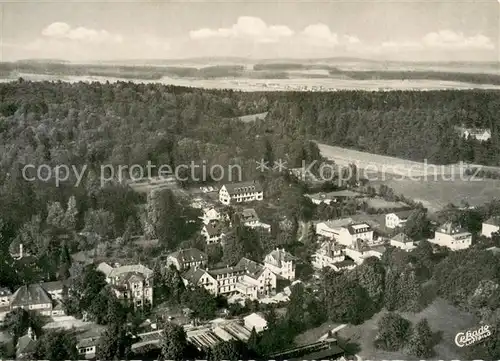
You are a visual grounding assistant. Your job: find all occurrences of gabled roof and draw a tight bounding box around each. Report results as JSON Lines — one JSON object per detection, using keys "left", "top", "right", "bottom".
{"left": 437, "top": 221, "right": 469, "bottom": 235}
{"left": 484, "top": 216, "right": 500, "bottom": 227}
{"left": 182, "top": 268, "right": 210, "bottom": 284}
{"left": 11, "top": 284, "right": 52, "bottom": 307}
{"left": 346, "top": 223, "right": 371, "bottom": 235}
{"left": 391, "top": 233, "right": 413, "bottom": 243}
{"left": 223, "top": 181, "right": 263, "bottom": 196}
{"left": 169, "top": 248, "right": 208, "bottom": 264}
{"left": 389, "top": 210, "right": 414, "bottom": 220}
{"left": 236, "top": 257, "right": 265, "bottom": 279}
{"left": 204, "top": 223, "right": 224, "bottom": 237}
{"left": 108, "top": 264, "right": 153, "bottom": 279}
{"left": 16, "top": 334, "right": 36, "bottom": 356}
{"left": 318, "top": 218, "right": 354, "bottom": 230}
{"left": 40, "top": 281, "right": 64, "bottom": 292}
{"left": 97, "top": 262, "right": 114, "bottom": 277}
{"left": 265, "top": 248, "right": 296, "bottom": 268}
{"left": 240, "top": 208, "right": 259, "bottom": 223}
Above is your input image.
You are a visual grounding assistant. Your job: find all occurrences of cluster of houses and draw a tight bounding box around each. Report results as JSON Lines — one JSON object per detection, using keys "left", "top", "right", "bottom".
{"left": 311, "top": 211, "right": 484, "bottom": 272}
{"left": 197, "top": 181, "right": 270, "bottom": 245}
{"left": 167, "top": 247, "right": 296, "bottom": 303}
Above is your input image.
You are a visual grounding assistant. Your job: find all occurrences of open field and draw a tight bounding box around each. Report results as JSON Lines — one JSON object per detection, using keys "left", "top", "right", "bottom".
{"left": 370, "top": 177, "right": 500, "bottom": 213}
{"left": 3, "top": 73, "right": 500, "bottom": 91}
{"left": 316, "top": 143, "right": 463, "bottom": 177}
{"left": 360, "top": 197, "right": 409, "bottom": 210}
{"left": 317, "top": 143, "right": 500, "bottom": 212}
{"left": 336, "top": 298, "right": 477, "bottom": 360}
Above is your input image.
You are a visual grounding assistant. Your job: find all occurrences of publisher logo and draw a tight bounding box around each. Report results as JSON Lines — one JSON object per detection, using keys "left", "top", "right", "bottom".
{"left": 455, "top": 325, "right": 492, "bottom": 347}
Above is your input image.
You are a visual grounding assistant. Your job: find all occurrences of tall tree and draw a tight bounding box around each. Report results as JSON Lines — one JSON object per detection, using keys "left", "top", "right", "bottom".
{"left": 160, "top": 322, "right": 187, "bottom": 361}
{"left": 405, "top": 318, "right": 434, "bottom": 358}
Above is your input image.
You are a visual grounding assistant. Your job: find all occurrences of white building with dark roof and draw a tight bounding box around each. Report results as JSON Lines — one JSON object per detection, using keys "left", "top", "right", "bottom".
{"left": 98, "top": 262, "right": 153, "bottom": 308}
{"left": 385, "top": 210, "right": 414, "bottom": 229}
{"left": 219, "top": 181, "right": 263, "bottom": 205}
{"left": 200, "top": 207, "right": 222, "bottom": 225}
{"left": 311, "top": 241, "right": 346, "bottom": 270}
{"left": 16, "top": 327, "right": 37, "bottom": 359}
{"left": 482, "top": 216, "right": 500, "bottom": 238}
{"left": 337, "top": 222, "right": 373, "bottom": 247}
{"left": 201, "top": 222, "right": 225, "bottom": 244}
{"left": 390, "top": 233, "right": 417, "bottom": 252}
{"left": 182, "top": 257, "right": 277, "bottom": 299}
{"left": 315, "top": 218, "right": 354, "bottom": 240}
{"left": 243, "top": 312, "right": 268, "bottom": 333}
{"left": 264, "top": 248, "right": 296, "bottom": 281}
{"left": 167, "top": 248, "right": 208, "bottom": 271}
{"left": 240, "top": 208, "right": 271, "bottom": 231}
{"left": 429, "top": 222, "right": 472, "bottom": 250}
{"left": 10, "top": 284, "right": 53, "bottom": 315}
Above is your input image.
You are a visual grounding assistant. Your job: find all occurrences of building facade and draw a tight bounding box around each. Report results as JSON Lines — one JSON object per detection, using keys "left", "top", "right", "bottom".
{"left": 390, "top": 233, "right": 417, "bottom": 252}
{"left": 98, "top": 263, "right": 154, "bottom": 308}
{"left": 219, "top": 181, "right": 263, "bottom": 205}
{"left": 167, "top": 248, "right": 208, "bottom": 271}
{"left": 311, "top": 241, "right": 346, "bottom": 270}
{"left": 337, "top": 223, "right": 373, "bottom": 247}
{"left": 264, "top": 248, "right": 296, "bottom": 281}
{"left": 182, "top": 258, "right": 277, "bottom": 299}
{"left": 429, "top": 222, "right": 472, "bottom": 250}
{"left": 385, "top": 210, "right": 413, "bottom": 229}
{"left": 482, "top": 216, "right": 500, "bottom": 238}
{"left": 201, "top": 223, "right": 225, "bottom": 245}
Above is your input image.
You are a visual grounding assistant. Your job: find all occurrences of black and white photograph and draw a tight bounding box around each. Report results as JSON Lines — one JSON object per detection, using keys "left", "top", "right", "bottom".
{"left": 0, "top": 0, "right": 499, "bottom": 360}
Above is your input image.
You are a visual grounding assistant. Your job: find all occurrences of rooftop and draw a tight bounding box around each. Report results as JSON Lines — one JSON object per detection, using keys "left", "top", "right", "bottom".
{"left": 437, "top": 221, "right": 470, "bottom": 235}
{"left": 223, "top": 181, "right": 263, "bottom": 195}
{"left": 389, "top": 210, "right": 414, "bottom": 220}
{"left": 265, "top": 248, "right": 296, "bottom": 267}
{"left": 108, "top": 264, "right": 153, "bottom": 279}
{"left": 391, "top": 233, "right": 413, "bottom": 243}
{"left": 318, "top": 218, "right": 354, "bottom": 230}
{"left": 204, "top": 222, "right": 224, "bottom": 237}
{"left": 240, "top": 208, "right": 259, "bottom": 222}
{"left": 182, "top": 268, "right": 209, "bottom": 285}
{"left": 169, "top": 248, "right": 208, "bottom": 264}
{"left": 346, "top": 223, "right": 371, "bottom": 235}
{"left": 484, "top": 216, "right": 500, "bottom": 227}
{"left": 40, "top": 280, "right": 64, "bottom": 292}
{"left": 11, "top": 284, "right": 52, "bottom": 307}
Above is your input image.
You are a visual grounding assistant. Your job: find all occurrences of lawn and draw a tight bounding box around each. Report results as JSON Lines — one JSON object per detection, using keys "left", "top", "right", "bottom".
{"left": 360, "top": 197, "right": 409, "bottom": 210}
{"left": 375, "top": 177, "right": 500, "bottom": 213}
{"left": 336, "top": 298, "right": 478, "bottom": 360}
{"left": 317, "top": 143, "right": 500, "bottom": 212}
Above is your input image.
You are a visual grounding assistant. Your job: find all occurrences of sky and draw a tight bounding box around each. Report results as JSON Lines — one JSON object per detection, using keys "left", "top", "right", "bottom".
{"left": 1, "top": 0, "right": 499, "bottom": 62}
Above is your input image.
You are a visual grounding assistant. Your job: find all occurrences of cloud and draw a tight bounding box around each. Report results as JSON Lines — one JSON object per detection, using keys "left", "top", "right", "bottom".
{"left": 189, "top": 16, "right": 294, "bottom": 43}
{"left": 422, "top": 30, "right": 494, "bottom": 50}
{"left": 381, "top": 30, "right": 494, "bottom": 52}
{"left": 41, "top": 22, "right": 123, "bottom": 44}
{"left": 301, "top": 24, "right": 339, "bottom": 46}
